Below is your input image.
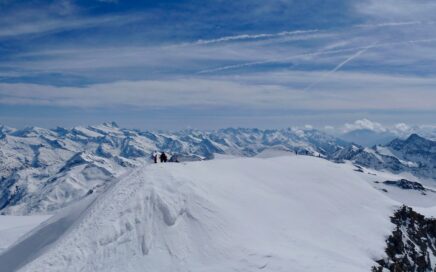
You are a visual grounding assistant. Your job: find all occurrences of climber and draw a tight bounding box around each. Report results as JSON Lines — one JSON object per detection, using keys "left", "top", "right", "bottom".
{"left": 152, "top": 151, "right": 159, "bottom": 163}
{"left": 160, "top": 152, "right": 168, "bottom": 163}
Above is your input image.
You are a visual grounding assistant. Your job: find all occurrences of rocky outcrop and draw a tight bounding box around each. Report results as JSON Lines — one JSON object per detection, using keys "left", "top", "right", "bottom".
{"left": 373, "top": 206, "right": 436, "bottom": 272}
{"left": 383, "top": 179, "right": 426, "bottom": 191}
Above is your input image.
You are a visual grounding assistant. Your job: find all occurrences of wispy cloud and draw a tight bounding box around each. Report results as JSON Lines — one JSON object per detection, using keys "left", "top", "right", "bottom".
{"left": 1, "top": 0, "right": 436, "bottom": 128}
{"left": 356, "top": 20, "right": 436, "bottom": 28}
{"left": 304, "top": 42, "right": 377, "bottom": 91}
{"left": 0, "top": 14, "right": 144, "bottom": 39}
{"left": 181, "top": 18, "right": 436, "bottom": 49}
{"left": 198, "top": 37, "right": 436, "bottom": 74}
{"left": 1, "top": 71, "right": 435, "bottom": 111}
{"left": 357, "top": 0, "right": 436, "bottom": 20}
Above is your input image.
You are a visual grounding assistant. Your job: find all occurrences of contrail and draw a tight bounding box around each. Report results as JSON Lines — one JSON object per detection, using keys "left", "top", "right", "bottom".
{"left": 198, "top": 38, "right": 436, "bottom": 74}
{"left": 356, "top": 20, "right": 436, "bottom": 29}
{"left": 180, "top": 20, "right": 434, "bottom": 49}
{"left": 164, "top": 29, "right": 319, "bottom": 49}
{"left": 303, "top": 42, "right": 377, "bottom": 91}
{"left": 198, "top": 46, "right": 369, "bottom": 74}
{"left": 166, "top": 20, "right": 435, "bottom": 51}
{"left": 194, "top": 30, "right": 319, "bottom": 45}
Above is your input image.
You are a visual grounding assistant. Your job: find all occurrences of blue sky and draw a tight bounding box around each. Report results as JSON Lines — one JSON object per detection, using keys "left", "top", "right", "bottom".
{"left": 0, "top": 0, "right": 436, "bottom": 129}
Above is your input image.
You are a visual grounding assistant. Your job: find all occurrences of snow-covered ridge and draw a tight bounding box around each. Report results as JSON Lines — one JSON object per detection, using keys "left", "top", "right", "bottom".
{"left": 6, "top": 156, "right": 396, "bottom": 272}
{"left": 0, "top": 123, "right": 349, "bottom": 215}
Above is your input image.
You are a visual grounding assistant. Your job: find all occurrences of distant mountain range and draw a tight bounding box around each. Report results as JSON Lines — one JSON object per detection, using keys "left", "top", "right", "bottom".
{"left": 333, "top": 133, "right": 436, "bottom": 180}
{"left": 338, "top": 125, "right": 436, "bottom": 147}
{"left": 0, "top": 122, "right": 435, "bottom": 215}
{"left": 0, "top": 122, "right": 348, "bottom": 215}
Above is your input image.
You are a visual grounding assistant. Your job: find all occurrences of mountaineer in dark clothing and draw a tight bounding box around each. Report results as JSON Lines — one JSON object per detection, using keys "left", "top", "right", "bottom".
{"left": 160, "top": 152, "right": 168, "bottom": 163}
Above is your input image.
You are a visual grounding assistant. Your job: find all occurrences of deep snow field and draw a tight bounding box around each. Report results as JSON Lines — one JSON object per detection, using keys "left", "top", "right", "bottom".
{"left": 1, "top": 154, "right": 435, "bottom": 272}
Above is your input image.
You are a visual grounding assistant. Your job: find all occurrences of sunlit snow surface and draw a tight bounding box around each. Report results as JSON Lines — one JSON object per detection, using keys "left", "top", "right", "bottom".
{"left": 0, "top": 155, "right": 406, "bottom": 272}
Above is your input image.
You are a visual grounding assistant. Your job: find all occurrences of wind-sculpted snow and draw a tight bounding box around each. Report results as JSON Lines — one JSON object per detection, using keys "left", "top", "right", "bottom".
{"left": 12, "top": 156, "right": 395, "bottom": 272}
{"left": 0, "top": 122, "right": 349, "bottom": 215}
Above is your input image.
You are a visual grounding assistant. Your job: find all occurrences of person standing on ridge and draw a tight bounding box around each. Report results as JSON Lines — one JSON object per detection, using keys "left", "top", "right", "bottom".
{"left": 160, "top": 152, "right": 168, "bottom": 163}
{"left": 152, "top": 151, "right": 159, "bottom": 163}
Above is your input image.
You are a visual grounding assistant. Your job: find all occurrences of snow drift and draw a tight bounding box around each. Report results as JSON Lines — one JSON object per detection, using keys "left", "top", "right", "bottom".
{"left": 3, "top": 156, "right": 397, "bottom": 272}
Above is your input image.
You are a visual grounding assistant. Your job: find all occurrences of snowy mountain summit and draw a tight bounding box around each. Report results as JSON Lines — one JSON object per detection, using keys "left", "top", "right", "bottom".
{"left": 0, "top": 125, "right": 436, "bottom": 271}
{"left": 1, "top": 156, "right": 397, "bottom": 272}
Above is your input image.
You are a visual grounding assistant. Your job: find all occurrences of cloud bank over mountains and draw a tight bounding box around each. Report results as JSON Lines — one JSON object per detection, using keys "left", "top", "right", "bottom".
{"left": 330, "top": 119, "right": 436, "bottom": 146}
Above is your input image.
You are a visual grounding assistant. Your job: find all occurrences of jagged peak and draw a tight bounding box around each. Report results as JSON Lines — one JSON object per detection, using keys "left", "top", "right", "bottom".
{"left": 406, "top": 133, "right": 426, "bottom": 142}
{"left": 384, "top": 133, "right": 431, "bottom": 148}
{"left": 10, "top": 126, "right": 54, "bottom": 137}
{"left": 86, "top": 122, "right": 123, "bottom": 135}
{"left": 0, "top": 124, "right": 15, "bottom": 133}
{"left": 102, "top": 121, "right": 119, "bottom": 128}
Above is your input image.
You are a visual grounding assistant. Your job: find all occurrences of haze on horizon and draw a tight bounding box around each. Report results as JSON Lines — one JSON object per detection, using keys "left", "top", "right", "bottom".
{"left": 0, "top": 0, "right": 435, "bottom": 129}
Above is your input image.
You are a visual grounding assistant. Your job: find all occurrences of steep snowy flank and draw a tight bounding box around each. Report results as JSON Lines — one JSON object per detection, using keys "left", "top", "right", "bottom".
{"left": 7, "top": 156, "right": 397, "bottom": 272}
{"left": 0, "top": 123, "right": 350, "bottom": 215}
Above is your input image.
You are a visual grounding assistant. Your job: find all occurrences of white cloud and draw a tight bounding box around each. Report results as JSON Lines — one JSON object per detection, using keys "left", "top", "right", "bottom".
{"left": 343, "top": 119, "right": 386, "bottom": 133}
{"left": 338, "top": 120, "right": 436, "bottom": 140}
{"left": 393, "top": 123, "right": 411, "bottom": 133}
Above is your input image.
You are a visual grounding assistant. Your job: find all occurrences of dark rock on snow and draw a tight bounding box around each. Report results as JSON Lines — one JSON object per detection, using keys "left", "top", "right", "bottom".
{"left": 373, "top": 206, "right": 436, "bottom": 272}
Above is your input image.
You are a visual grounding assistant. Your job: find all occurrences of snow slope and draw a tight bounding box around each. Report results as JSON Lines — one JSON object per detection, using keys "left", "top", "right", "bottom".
{"left": 3, "top": 156, "right": 399, "bottom": 272}
{"left": 0, "top": 215, "right": 50, "bottom": 253}
{"left": 0, "top": 195, "right": 97, "bottom": 271}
